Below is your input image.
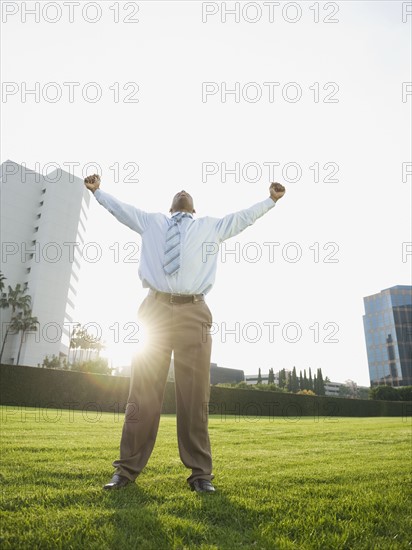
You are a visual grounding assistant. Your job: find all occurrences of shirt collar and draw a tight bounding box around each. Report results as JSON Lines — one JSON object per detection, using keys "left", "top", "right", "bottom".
{"left": 171, "top": 211, "right": 193, "bottom": 219}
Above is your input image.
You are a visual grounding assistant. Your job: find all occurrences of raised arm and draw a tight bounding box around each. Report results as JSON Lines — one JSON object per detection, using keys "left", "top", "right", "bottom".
{"left": 84, "top": 174, "right": 149, "bottom": 234}
{"left": 215, "top": 182, "right": 286, "bottom": 242}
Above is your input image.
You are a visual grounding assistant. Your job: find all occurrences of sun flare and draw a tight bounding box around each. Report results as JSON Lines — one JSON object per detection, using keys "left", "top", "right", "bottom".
{"left": 105, "top": 321, "right": 149, "bottom": 369}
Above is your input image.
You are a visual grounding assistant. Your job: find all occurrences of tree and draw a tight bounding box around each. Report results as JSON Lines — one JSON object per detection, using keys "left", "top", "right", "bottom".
{"left": 369, "top": 385, "right": 412, "bottom": 401}
{"left": 266, "top": 383, "right": 284, "bottom": 392}
{"left": 286, "top": 369, "right": 292, "bottom": 392}
{"left": 10, "top": 310, "right": 39, "bottom": 365}
{"left": 339, "top": 384, "right": 353, "bottom": 398}
{"left": 278, "top": 369, "right": 287, "bottom": 389}
{"left": 290, "top": 366, "right": 299, "bottom": 393}
{"left": 0, "top": 284, "right": 32, "bottom": 363}
{"left": 299, "top": 370, "right": 303, "bottom": 391}
{"left": 316, "top": 368, "right": 325, "bottom": 396}
{"left": 339, "top": 379, "right": 359, "bottom": 399}
{"left": 42, "top": 354, "right": 68, "bottom": 370}
{"left": 71, "top": 357, "right": 113, "bottom": 375}
{"left": 92, "top": 339, "right": 104, "bottom": 358}
{"left": 369, "top": 385, "right": 400, "bottom": 401}
{"left": 69, "top": 324, "right": 105, "bottom": 364}
{"left": 303, "top": 369, "right": 309, "bottom": 391}
{"left": 358, "top": 387, "right": 370, "bottom": 400}
{"left": 0, "top": 271, "right": 6, "bottom": 294}
{"left": 308, "top": 368, "right": 314, "bottom": 391}
{"left": 69, "top": 324, "right": 81, "bottom": 364}
{"left": 257, "top": 367, "right": 262, "bottom": 384}
{"left": 0, "top": 273, "right": 9, "bottom": 345}
{"left": 397, "top": 386, "right": 412, "bottom": 401}
{"left": 268, "top": 368, "right": 275, "bottom": 384}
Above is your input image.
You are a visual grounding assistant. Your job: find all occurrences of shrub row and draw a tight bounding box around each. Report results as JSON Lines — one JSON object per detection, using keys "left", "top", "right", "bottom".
{"left": 0, "top": 364, "right": 408, "bottom": 418}
{"left": 370, "top": 385, "right": 412, "bottom": 401}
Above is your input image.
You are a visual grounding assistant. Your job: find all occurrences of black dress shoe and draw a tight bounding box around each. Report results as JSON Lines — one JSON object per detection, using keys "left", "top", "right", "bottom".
{"left": 103, "top": 474, "right": 133, "bottom": 490}
{"left": 190, "top": 479, "right": 216, "bottom": 493}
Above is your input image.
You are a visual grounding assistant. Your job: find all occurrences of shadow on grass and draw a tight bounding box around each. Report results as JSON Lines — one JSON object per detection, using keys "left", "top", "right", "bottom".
{"left": 100, "top": 473, "right": 277, "bottom": 549}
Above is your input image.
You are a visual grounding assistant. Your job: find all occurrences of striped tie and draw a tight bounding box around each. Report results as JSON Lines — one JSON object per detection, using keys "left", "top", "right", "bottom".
{"left": 163, "top": 212, "right": 190, "bottom": 276}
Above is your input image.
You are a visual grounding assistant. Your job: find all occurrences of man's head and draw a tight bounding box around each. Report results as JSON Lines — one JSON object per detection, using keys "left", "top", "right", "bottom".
{"left": 169, "top": 190, "right": 196, "bottom": 214}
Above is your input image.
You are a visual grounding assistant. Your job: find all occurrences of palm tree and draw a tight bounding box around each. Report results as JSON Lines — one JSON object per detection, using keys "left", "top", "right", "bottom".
{"left": 0, "top": 284, "right": 32, "bottom": 363}
{"left": 10, "top": 310, "right": 39, "bottom": 366}
{"left": 0, "top": 271, "right": 6, "bottom": 294}
{"left": 93, "top": 339, "right": 104, "bottom": 358}
{"left": 69, "top": 324, "right": 105, "bottom": 365}
{"left": 69, "top": 323, "right": 82, "bottom": 364}
{"left": 79, "top": 328, "right": 94, "bottom": 361}
{"left": 0, "top": 272, "right": 9, "bottom": 316}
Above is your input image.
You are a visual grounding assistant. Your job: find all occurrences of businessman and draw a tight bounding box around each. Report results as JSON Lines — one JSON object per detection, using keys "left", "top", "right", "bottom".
{"left": 84, "top": 175, "right": 286, "bottom": 493}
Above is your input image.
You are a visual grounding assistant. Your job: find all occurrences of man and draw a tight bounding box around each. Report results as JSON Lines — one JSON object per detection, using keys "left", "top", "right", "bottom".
{"left": 84, "top": 174, "right": 286, "bottom": 493}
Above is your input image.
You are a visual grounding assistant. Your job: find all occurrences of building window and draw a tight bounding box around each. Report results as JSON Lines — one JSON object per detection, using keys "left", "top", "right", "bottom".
{"left": 26, "top": 267, "right": 31, "bottom": 274}
{"left": 36, "top": 213, "right": 41, "bottom": 219}
{"left": 31, "top": 240, "right": 36, "bottom": 246}
{"left": 34, "top": 227, "right": 39, "bottom": 232}
{"left": 39, "top": 201, "right": 44, "bottom": 206}
{"left": 41, "top": 188, "right": 46, "bottom": 194}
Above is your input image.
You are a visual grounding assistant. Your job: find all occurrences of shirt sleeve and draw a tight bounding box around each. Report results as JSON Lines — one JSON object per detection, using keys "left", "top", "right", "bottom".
{"left": 93, "top": 189, "right": 149, "bottom": 234}
{"left": 215, "top": 197, "right": 276, "bottom": 242}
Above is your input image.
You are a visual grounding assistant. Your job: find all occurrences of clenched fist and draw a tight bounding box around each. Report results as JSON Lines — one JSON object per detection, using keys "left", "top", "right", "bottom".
{"left": 269, "top": 182, "right": 286, "bottom": 202}
{"left": 84, "top": 173, "right": 101, "bottom": 193}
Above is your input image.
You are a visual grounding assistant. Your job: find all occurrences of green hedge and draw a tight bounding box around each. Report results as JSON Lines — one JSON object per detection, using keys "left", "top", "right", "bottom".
{"left": 208, "top": 386, "right": 408, "bottom": 419}
{"left": 0, "top": 364, "right": 408, "bottom": 418}
{"left": 0, "top": 364, "right": 176, "bottom": 415}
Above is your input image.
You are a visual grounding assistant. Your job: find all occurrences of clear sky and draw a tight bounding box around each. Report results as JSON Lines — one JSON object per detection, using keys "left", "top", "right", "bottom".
{"left": 1, "top": 1, "right": 411, "bottom": 386}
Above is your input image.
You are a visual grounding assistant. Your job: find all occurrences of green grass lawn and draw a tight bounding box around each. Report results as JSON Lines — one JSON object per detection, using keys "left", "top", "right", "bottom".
{"left": 1, "top": 406, "right": 411, "bottom": 549}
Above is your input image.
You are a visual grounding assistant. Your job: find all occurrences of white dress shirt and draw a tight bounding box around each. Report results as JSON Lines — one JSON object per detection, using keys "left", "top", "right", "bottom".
{"left": 94, "top": 189, "right": 276, "bottom": 295}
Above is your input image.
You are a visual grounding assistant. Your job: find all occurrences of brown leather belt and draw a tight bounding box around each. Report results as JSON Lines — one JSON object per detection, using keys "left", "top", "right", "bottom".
{"left": 149, "top": 289, "right": 205, "bottom": 304}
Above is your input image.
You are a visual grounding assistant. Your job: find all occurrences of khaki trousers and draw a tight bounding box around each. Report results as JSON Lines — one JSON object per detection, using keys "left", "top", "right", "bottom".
{"left": 112, "top": 293, "right": 214, "bottom": 485}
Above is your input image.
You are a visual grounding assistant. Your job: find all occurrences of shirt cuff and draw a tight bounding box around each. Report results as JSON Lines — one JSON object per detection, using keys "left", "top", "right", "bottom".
{"left": 264, "top": 196, "right": 277, "bottom": 209}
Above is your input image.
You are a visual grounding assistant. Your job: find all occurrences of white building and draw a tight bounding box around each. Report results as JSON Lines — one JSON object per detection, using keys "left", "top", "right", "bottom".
{"left": 324, "top": 381, "right": 342, "bottom": 397}
{"left": 245, "top": 373, "right": 269, "bottom": 385}
{"left": 0, "top": 160, "right": 90, "bottom": 366}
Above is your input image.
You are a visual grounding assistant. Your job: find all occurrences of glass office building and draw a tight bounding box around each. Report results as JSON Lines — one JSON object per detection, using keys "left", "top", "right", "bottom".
{"left": 363, "top": 285, "right": 412, "bottom": 387}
